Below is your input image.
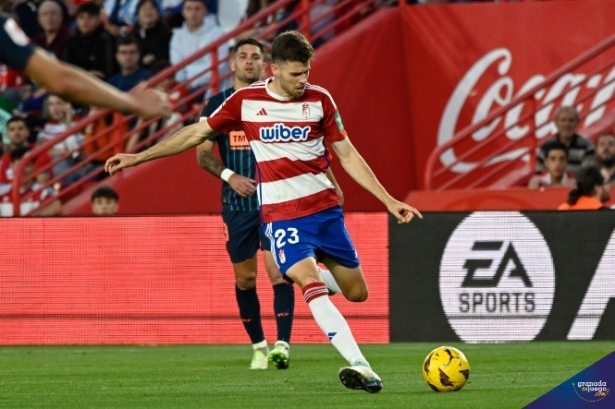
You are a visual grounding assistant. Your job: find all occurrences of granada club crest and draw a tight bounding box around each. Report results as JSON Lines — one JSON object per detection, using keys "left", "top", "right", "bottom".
{"left": 278, "top": 249, "right": 286, "bottom": 264}
{"left": 302, "top": 103, "right": 310, "bottom": 119}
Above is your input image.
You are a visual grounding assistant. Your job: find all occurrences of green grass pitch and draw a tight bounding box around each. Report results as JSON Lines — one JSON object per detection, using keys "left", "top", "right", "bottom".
{"left": 0, "top": 342, "right": 613, "bottom": 408}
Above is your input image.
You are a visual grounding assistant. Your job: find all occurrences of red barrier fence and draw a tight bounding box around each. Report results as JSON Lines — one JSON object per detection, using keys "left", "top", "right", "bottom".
{"left": 0, "top": 213, "right": 388, "bottom": 344}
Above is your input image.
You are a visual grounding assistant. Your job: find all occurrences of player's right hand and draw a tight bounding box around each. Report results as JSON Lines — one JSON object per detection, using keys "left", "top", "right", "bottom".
{"left": 105, "top": 153, "right": 139, "bottom": 175}
{"left": 228, "top": 174, "right": 257, "bottom": 197}
{"left": 130, "top": 82, "right": 172, "bottom": 119}
{"left": 386, "top": 199, "right": 423, "bottom": 224}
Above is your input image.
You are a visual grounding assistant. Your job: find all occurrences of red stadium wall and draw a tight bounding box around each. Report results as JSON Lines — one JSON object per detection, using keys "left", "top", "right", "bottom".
{"left": 0, "top": 214, "right": 388, "bottom": 345}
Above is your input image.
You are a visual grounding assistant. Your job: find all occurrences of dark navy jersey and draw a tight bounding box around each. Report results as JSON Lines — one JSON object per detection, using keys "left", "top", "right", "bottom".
{"left": 201, "top": 87, "right": 259, "bottom": 211}
{"left": 0, "top": 15, "right": 36, "bottom": 71}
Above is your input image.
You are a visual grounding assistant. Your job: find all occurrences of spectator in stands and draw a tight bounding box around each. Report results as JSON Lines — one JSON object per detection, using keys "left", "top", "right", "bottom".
{"left": 236, "top": 0, "right": 339, "bottom": 47}
{"left": 14, "top": 82, "right": 48, "bottom": 116}
{"left": 0, "top": 116, "right": 52, "bottom": 184}
{"left": 12, "top": 0, "right": 71, "bottom": 38}
{"left": 91, "top": 184, "right": 119, "bottom": 215}
{"left": 37, "top": 94, "right": 85, "bottom": 183}
{"left": 558, "top": 166, "right": 611, "bottom": 211}
{"left": 596, "top": 132, "right": 615, "bottom": 183}
{"left": 236, "top": 0, "right": 294, "bottom": 44}
{"left": 132, "top": 0, "right": 172, "bottom": 69}
{"left": 170, "top": 0, "right": 228, "bottom": 91}
{"left": 528, "top": 140, "right": 575, "bottom": 190}
{"left": 1, "top": 116, "right": 32, "bottom": 156}
{"left": 65, "top": 2, "right": 116, "bottom": 80}
{"left": 0, "top": 146, "right": 61, "bottom": 216}
{"left": 104, "top": 0, "right": 196, "bottom": 34}
{"left": 536, "top": 106, "right": 595, "bottom": 175}
{"left": 107, "top": 35, "right": 151, "bottom": 92}
{"left": 32, "top": 0, "right": 71, "bottom": 60}
{"left": 103, "top": 0, "right": 139, "bottom": 36}
{"left": 162, "top": 0, "right": 218, "bottom": 29}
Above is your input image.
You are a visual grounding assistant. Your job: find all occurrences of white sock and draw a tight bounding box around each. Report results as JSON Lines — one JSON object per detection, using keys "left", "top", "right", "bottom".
{"left": 318, "top": 267, "right": 342, "bottom": 294}
{"left": 304, "top": 282, "right": 368, "bottom": 367}
{"left": 252, "top": 340, "right": 268, "bottom": 351}
{"left": 274, "top": 340, "right": 289, "bottom": 349}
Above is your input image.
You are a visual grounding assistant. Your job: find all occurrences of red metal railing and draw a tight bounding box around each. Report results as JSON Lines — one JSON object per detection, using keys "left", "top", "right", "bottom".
{"left": 11, "top": 0, "right": 383, "bottom": 216}
{"left": 424, "top": 32, "right": 615, "bottom": 191}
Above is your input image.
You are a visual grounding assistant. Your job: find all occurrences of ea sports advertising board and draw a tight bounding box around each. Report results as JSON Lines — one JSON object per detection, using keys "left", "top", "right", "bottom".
{"left": 389, "top": 211, "right": 615, "bottom": 342}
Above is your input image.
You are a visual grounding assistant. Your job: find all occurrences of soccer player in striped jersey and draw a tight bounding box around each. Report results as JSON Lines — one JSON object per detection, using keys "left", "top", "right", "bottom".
{"left": 196, "top": 38, "right": 345, "bottom": 371}
{"left": 106, "top": 30, "right": 422, "bottom": 393}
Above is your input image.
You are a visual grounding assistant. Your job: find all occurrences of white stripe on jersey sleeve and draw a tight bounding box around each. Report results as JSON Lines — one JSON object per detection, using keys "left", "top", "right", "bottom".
{"left": 241, "top": 100, "right": 324, "bottom": 123}
{"left": 250, "top": 136, "right": 326, "bottom": 162}
{"left": 259, "top": 172, "right": 333, "bottom": 205}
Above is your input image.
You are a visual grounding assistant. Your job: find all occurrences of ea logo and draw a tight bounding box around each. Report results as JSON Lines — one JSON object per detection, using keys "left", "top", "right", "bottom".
{"left": 440, "top": 212, "right": 555, "bottom": 342}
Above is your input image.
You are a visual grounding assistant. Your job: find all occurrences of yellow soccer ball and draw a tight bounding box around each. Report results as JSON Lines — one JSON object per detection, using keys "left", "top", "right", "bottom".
{"left": 422, "top": 346, "right": 470, "bottom": 392}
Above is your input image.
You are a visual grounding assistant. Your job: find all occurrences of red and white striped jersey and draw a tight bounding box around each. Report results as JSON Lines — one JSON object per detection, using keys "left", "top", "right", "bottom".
{"left": 207, "top": 78, "right": 347, "bottom": 223}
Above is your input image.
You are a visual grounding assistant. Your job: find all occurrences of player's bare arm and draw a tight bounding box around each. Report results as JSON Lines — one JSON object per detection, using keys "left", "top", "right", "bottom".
{"left": 196, "top": 139, "right": 257, "bottom": 197}
{"left": 105, "top": 120, "right": 219, "bottom": 175}
{"left": 331, "top": 137, "right": 422, "bottom": 224}
{"left": 25, "top": 49, "right": 171, "bottom": 119}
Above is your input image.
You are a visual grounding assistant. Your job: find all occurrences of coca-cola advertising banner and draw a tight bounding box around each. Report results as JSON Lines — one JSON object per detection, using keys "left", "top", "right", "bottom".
{"left": 402, "top": 0, "right": 615, "bottom": 189}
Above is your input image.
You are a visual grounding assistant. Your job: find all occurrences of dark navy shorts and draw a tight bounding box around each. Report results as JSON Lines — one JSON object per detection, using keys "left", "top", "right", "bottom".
{"left": 222, "top": 208, "right": 270, "bottom": 263}
{"left": 263, "top": 206, "right": 360, "bottom": 275}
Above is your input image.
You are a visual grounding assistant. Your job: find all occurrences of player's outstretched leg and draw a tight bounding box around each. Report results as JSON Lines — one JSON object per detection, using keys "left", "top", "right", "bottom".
{"left": 301, "top": 279, "right": 383, "bottom": 393}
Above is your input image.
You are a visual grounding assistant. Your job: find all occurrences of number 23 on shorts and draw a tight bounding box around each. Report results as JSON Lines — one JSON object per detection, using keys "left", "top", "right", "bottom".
{"left": 274, "top": 227, "right": 300, "bottom": 247}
